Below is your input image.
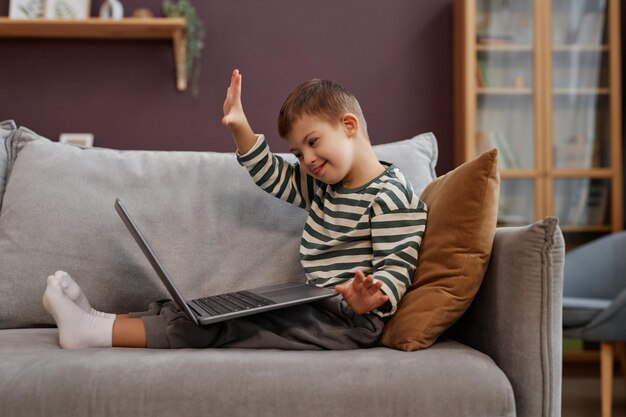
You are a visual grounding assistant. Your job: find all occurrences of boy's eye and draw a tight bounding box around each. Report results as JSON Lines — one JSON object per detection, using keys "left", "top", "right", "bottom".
{"left": 294, "top": 153, "right": 303, "bottom": 160}
{"left": 308, "top": 138, "right": 317, "bottom": 147}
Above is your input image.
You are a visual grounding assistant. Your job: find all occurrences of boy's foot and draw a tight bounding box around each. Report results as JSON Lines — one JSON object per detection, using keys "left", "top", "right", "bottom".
{"left": 53, "top": 271, "right": 116, "bottom": 319}
{"left": 43, "top": 275, "right": 114, "bottom": 349}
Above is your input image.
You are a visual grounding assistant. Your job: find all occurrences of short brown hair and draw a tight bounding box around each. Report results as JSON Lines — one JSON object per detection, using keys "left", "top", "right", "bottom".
{"left": 277, "top": 79, "right": 368, "bottom": 139}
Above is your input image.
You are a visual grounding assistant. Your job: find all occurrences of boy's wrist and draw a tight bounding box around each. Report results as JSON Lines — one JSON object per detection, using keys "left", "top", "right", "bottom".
{"left": 236, "top": 134, "right": 264, "bottom": 158}
{"left": 375, "top": 286, "right": 392, "bottom": 313}
{"left": 377, "top": 300, "right": 392, "bottom": 313}
{"left": 229, "top": 124, "right": 257, "bottom": 155}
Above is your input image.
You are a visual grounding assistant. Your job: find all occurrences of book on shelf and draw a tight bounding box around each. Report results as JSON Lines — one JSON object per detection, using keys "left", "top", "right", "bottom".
{"left": 591, "top": 134, "right": 603, "bottom": 167}
{"left": 586, "top": 180, "right": 609, "bottom": 225}
{"left": 476, "top": 58, "right": 489, "bottom": 87}
{"left": 476, "top": 64, "right": 486, "bottom": 88}
{"left": 476, "top": 32, "right": 514, "bottom": 45}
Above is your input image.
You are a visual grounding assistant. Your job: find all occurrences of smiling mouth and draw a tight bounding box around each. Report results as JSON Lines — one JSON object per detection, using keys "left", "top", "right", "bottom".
{"left": 312, "top": 162, "right": 326, "bottom": 176}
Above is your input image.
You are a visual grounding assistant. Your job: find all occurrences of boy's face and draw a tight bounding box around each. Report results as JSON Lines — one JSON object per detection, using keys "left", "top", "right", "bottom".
{"left": 287, "top": 114, "right": 356, "bottom": 185}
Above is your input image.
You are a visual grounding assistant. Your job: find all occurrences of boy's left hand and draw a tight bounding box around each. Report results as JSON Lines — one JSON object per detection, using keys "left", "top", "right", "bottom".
{"left": 334, "top": 271, "right": 389, "bottom": 315}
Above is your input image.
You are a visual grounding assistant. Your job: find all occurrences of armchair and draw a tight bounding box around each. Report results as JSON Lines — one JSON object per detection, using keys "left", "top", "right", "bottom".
{"left": 563, "top": 231, "right": 626, "bottom": 417}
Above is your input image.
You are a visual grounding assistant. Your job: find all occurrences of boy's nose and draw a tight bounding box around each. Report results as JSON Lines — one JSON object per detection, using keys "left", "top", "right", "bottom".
{"left": 303, "top": 152, "right": 316, "bottom": 165}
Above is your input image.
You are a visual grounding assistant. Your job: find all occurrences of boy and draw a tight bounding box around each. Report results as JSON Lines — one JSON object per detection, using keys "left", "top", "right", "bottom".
{"left": 42, "top": 70, "right": 427, "bottom": 349}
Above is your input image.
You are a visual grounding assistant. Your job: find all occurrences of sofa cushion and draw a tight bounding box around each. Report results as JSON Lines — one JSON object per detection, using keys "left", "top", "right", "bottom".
{"left": 381, "top": 149, "right": 500, "bottom": 351}
{"left": 0, "top": 124, "right": 437, "bottom": 329}
{"left": 0, "top": 120, "right": 17, "bottom": 208}
{"left": 0, "top": 328, "right": 514, "bottom": 417}
{"left": 371, "top": 131, "right": 438, "bottom": 196}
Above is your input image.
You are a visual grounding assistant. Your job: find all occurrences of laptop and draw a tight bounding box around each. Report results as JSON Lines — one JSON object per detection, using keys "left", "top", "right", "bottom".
{"left": 114, "top": 198, "right": 338, "bottom": 326}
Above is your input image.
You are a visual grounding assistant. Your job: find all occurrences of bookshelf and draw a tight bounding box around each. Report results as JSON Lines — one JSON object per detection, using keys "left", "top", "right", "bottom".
{"left": 454, "top": 0, "right": 622, "bottom": 249}
{"left": 0, "top": 18, "right": 188, "bottom": 91}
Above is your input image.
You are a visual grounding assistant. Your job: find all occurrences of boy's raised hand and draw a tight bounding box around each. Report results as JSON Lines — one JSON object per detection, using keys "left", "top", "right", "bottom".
{"left": 222, "top": 69, "right": 248, "bottom": 131}
{"left": 334, "top": 271, "right": 389, "bottom": 315}
{"left": 222, "top": 69, "right": 256, "bottom": 154}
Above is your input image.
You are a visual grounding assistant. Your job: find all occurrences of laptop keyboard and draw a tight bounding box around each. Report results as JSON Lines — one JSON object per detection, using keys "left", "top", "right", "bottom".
{"left": 194, "top": 291, "right": 275, "bottom": 316}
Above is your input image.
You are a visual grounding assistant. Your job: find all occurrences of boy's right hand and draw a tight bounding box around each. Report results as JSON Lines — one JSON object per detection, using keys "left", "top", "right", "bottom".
{"left": 222, "top": 69, "right": 249, "bottom": 133}
{"left": 334, "top": 271, "right": 389, "bottom": 315}
{"left": 222, "top": 69, "right": 257, "bottom": 155}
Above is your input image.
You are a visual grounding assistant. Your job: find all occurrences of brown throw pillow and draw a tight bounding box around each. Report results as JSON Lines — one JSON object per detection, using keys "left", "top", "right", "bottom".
{"left": 381, "top": 149, "right": 500, "bottom": 351}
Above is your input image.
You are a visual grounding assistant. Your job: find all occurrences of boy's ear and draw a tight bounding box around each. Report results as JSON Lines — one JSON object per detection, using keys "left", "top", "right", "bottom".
{"left": 341, "top": 113, "right": 359, "bottom": 137}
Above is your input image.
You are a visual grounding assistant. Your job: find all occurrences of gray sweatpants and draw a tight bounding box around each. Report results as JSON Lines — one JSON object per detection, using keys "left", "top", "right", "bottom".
{"left": 129, "top": 296, "right": 386, "bottom": 349}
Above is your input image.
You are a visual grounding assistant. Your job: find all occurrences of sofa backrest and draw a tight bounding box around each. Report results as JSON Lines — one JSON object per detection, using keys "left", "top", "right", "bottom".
{"left": 0, "top": 121, "right": 437, "bottom": 328}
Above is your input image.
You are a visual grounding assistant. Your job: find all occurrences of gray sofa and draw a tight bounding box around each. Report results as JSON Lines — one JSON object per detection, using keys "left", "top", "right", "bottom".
{"left": 0, "top": 120, "right": 564, "bottom": 417}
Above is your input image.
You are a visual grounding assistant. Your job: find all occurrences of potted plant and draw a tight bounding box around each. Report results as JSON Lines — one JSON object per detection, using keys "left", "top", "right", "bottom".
{"left": 163, "top": 0, "right": 205, "bottom": 97}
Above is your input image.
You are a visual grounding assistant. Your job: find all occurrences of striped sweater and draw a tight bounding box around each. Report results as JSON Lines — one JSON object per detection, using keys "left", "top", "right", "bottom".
{"left": 237, "top": 135, "right": 427, "bottom": 317}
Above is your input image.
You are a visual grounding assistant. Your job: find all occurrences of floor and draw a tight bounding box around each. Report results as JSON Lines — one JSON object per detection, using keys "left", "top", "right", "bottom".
{"left": 562, "top": 376, "right": 626, "bottom": 417}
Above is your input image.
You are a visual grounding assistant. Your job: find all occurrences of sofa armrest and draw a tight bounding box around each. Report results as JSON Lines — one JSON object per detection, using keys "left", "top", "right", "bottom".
{"left": 448, "top": 217, "right": 564, "bottom": 417}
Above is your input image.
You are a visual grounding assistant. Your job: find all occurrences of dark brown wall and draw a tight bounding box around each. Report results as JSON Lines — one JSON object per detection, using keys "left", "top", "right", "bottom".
{"left": 0, "top": 0, "right": 454, "bottom": 173}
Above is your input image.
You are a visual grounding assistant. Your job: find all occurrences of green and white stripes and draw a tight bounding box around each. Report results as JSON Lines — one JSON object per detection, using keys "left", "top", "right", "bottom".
{"left": 238, "top": 135, "right": 427, "bottom": 316}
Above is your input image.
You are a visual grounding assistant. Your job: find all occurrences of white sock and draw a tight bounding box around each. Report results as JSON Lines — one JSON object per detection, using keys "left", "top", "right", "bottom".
{"left": 53, "top": 271, "right": 116, "bottom": 320}
{"left": 43, "top": 274, "right": 114, "bottom": 349}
